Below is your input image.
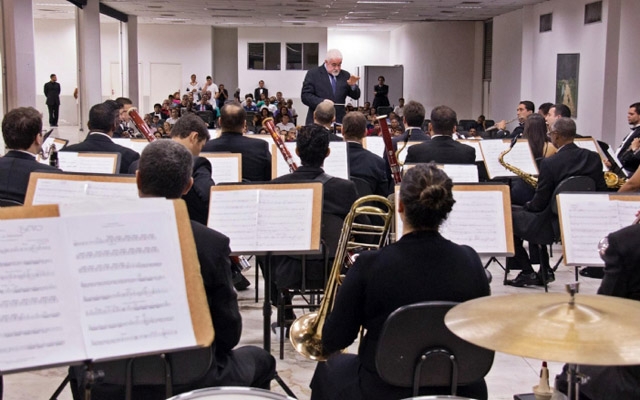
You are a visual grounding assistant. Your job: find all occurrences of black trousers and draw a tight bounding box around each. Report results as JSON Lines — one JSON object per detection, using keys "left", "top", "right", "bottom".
{"left": 47, "top": 104, "right": 59, "bottom": 126}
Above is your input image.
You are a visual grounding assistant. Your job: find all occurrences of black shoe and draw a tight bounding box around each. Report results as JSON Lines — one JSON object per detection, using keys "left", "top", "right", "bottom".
{"left": 579, "top": 267, "right": 604, "bottom": 279}
{"left": 233, "top": 273, "right": 251, "bottom": 291}
{"left": 505, "top": 272, "right": 539, "bottom": 287}
{"left": 536, "top": 270, "right": 555, "bottom": 285}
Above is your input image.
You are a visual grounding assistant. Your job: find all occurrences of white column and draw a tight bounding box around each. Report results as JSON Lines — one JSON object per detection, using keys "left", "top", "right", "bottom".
{"left": 0, "top": 0, "right": 36, "bottom": 110}
{"left": 126, "top": 15, "right": 139, "bottom": 107}
{"left": 76, "top": 0, "right": 102, "bottom": 131}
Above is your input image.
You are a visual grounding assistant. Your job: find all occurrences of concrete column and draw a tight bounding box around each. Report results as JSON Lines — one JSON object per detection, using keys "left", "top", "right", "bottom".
{"left": 1, "top": 0, "right": 36, "bottom": 111}
{"left": 600, "top": 0, "right": 621, "bottom": 146}
{"left": 76, "top": 0, "right": 102, "bottom": 131}
{"left": 125, "top": 16, "right": 139, "bottom": 107}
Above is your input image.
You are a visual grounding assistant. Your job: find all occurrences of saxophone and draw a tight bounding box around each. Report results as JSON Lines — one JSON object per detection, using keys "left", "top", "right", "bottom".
{"left": 498, "top": 140, "right": 538, "bottom": 188}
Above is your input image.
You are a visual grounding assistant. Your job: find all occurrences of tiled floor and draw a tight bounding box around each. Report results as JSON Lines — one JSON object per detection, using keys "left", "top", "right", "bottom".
{"left": 2, "top": 246, "right": 599, "bottom": 400}
{"left": 2, "top": 126, "right": 596, "bottom": 399}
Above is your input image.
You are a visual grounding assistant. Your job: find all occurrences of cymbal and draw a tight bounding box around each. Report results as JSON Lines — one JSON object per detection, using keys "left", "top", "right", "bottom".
{"left": 444, "top": 293, "right": 640, "bottom": 366}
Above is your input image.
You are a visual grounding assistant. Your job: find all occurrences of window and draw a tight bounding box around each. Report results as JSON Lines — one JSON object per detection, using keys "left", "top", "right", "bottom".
{"left": 539, "top": 13, "right": 552, "bottom": 33}
{"left": 286, "top": 43, "right": 319, "bottom": 70}
{"left": 584, "top": 1, "right": 602, "bottom": 24}
{"left": 248, "top": 43, "right": 281, "bottom": 70}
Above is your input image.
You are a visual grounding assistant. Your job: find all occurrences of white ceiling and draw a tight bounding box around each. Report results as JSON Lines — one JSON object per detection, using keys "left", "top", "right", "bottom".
{"left": 34, "top": 0, "right": 548, "bottom": 29}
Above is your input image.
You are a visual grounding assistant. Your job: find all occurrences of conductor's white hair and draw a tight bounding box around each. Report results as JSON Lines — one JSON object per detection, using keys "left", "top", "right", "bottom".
{"left": 326, "top": 49, "right": 343, "bottom": 61}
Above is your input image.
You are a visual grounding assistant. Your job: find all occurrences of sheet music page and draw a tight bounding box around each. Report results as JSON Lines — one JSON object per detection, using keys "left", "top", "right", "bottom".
{"left": 479, "top": 140, "right": 538, "bottom": 179}
{"left": 458, "top": 140, "right": 483, "bottom": 162}
{"left": 574, "top": 139, "right": 608, "bottom": 171}
{"left": 323, "top": 142, "right": 349, "bottom": 179}
{"left": 57, "top": 152, "right": 117, "bottom": 174}
{"left": 208, "top": 189, "right": 259, "bottom": 252}
{"left": 111, "top": 139, "right": 149, "bottom": 154}
{"left": 274, "top": 143, "right": 302, "bottom": 178}
{"left": 614, "top": 200, "right": 640, "bottom": 228}
{"left": 438, "top": 164, "right": 479, "bottom": 183}
{"left": 0, "top": 217, "right": 86, "bottom": 372}
{"left": 440, "top": 189, "right": 508, "bottom": 255}
{"left": 362, "top": 136, "right": 385, "bottom": 159}
{"left": 397, "top": 142, "right": 421, "bottom": 164}
{"left": 256, "top": 189, "right": 313, "bottom": 251}
{"left": 58, "top": 199, "right": 196, "bottom": 360}
{"left": 206, "top": 156, "right": 241, "bottom": 183}
{"left": 31, "top": 179, "right": 139, "bottom": 205}
{"left": 558, "top": 194, "right": 616, "bottom": 266}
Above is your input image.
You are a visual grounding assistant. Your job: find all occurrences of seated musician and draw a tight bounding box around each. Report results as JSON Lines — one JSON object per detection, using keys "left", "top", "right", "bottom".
{"left": 70, "top": 140, "right": 275, "bottom": 399}
{"left": 555, "top": 223, "right": 640, "bottom": 400}
{"left": 0, "top": 107, "right": 59, "bottom": 204}
{"left": 269, "top": 124, "right": 358, "bottom": 321}
{"left": 505, "top": 117, "right": 607, "bottom": 287}
{"left": 310, "top": 163, "right": 491, "bottom": 400}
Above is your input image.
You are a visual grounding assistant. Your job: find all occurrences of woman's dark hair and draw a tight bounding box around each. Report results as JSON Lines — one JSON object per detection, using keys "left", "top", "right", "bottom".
{"left": 400, "top": 163, "right": 455, "bottom": 230}
{"left": 523, "top": 113, "right": 549, "bottom": 159}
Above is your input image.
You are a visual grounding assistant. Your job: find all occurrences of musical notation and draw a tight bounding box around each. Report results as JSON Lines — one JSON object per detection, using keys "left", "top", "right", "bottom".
{"left": 31, "top": 179, "right": 138, "bottom": 206}
{"left": 202, "top": 153, "right": 242, "bottom": 183}
{"left": 274, "top": 142, "right": 350, "bottom": 179}
{"left": 479, "top": 139, "right": 538, "bottom": 179}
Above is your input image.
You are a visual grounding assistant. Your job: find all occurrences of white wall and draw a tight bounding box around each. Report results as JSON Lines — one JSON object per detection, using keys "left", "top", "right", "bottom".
{"left": 616, "top": 0, "right": 640, "bottom": 144}
{"left": 389, "top": 21, "right": 481, "bottom": 120}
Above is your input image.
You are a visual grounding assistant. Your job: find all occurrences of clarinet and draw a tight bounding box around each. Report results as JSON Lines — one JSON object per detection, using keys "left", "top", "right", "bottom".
{"left": 378, "top": 116, "right": 402, "bottom": 184}
{"left": 262, "top": 117, "right": 297, "bottom": 172}
{"left": 127, "top": 108, "right": 157, "bottom": 142}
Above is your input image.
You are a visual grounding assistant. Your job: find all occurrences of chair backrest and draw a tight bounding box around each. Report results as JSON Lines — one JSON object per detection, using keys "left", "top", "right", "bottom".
{"left": 350, "top": 175, "right": 375, "bottom": 198}
{"left": 550, "top": 176, "right": 596, "bottom": 215}
{"left": 458, "top": 119, "right": 476, "bottom": 131}
{"left": 376, "top": 301, "right": 494, "bottom": 391}
{"left": 196, "top": 110, "right": 215, "bottom": 128}
{"left": 0, "top": 198, "right": 23, "bottom": 207}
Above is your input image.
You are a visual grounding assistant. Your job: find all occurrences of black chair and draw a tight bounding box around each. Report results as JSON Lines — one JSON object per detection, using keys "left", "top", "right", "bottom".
{"left": 69, "top": 347, "right": 213, "bottom": 400}
{"left": 350, "top": 175, "right": 375, "bottom": 198}
{"left": 0, "top": 198, "right": 22, "bottom": 207}
{"left": 458, "top": 119, "right": 476, "bottom": 132}
{"left": 196, "top": 110, "right": 216, "bottom": 129}
{"left": 376, "top": 301, "right": 494, "bottom": 398}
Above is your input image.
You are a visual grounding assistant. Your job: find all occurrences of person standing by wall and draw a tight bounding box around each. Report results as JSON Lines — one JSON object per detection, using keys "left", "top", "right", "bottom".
{"left": 44, "top": 73, "right": 61, "bottom": 127}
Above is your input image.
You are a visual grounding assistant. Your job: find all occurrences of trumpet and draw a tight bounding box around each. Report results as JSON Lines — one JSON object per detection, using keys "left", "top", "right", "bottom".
{"left": 486, "top": 117, "right": 518, "bottom": 132}
{"left": 289, "top": 195, "right": 394, "bottom": 361}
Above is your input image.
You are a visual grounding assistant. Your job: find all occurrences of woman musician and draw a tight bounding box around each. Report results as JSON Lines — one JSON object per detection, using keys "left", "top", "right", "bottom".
{"left": 310, "top": 163, "right": 491, "bottom": 400}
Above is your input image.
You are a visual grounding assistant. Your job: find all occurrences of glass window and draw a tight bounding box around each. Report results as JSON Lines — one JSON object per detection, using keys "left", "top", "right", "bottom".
{"left": 265, "top": 43, "right": 281, "bottom": 70}
{"left": 286, "top": 43, "right": 319, "bottom": 70}
{"left": 248, "top": 43, "right": 264, "bottom": 70}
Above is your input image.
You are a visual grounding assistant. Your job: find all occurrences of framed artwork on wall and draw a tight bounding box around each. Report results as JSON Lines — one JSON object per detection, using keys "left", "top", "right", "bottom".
{"left": 555, "top": 54, "right": 580, "bottom": 117}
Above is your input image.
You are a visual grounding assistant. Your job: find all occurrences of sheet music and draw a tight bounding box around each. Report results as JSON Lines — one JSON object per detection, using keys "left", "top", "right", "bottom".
{"left": 56, "top": 152, "right": 118, "bottom": 174}
{"left": 362, "top": 136, "right": 385, "bottom": 159}
{"left": 111, "top": 138, "right": 149, "bottom": 154}
{"left": 440, "top": 189, "right": 509, "bottom": 254}
{"left": 58, "top": 200, "right": 196, "bottom": 360}
{"left": 203, "top": 155, "right": 241, "bottom": 183}
{"left": 397, "top": 142, "right": 421, "bottom": 164}
{"left": 437, "top": 164, "right": 479, "bottom": 183}
{"left": 31, "top": 179, "right": 139, "bottom": 205}
{"left": 479, "top": 139, "right": 538, "bottom": 179}
{"left": 208, "top": 188, "right": 315, "bottom": 252}
{"left": 274, "top": 142, "right": 349, "bottom": 179}
{"left": 458, "top": 140, "right": 483, "bottom": 162}
{"left": 0, "top": 217, "right": 86, "bottom": 372}
{"left": 558, "top": 194, "right": 617, "bottom": 266}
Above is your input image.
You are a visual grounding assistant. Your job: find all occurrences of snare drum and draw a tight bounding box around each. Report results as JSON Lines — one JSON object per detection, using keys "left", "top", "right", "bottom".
{"left": 167, "top": 386, "right": 296, "bottom": 399}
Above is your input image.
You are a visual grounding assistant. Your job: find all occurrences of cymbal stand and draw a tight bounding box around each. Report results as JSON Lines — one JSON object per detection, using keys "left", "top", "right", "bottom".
{"left": 566, "top": 363, "right": 589, "bottom": 400}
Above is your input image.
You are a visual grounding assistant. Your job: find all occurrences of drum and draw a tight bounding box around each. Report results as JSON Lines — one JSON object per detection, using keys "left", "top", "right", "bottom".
{"left": 167, "top": 386, "right": 296, "bottom": 399}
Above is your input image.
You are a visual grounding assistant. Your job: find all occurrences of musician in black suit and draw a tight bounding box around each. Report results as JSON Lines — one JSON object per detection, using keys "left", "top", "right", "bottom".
{"left": 43, "top": 73, "right": 61, "bottom": 127}
{"left": 71, "top": 140, "right": 275, "bottom": 399}
{"left": 612, "top": 102, "right": 640, "bottom": 176}
{"left": 342, "top": 111, "right": 392, "bottom": 196}
{"left": 405, "top": 105, "right": 476, "bottom": 165}
{"left": 269, "top": 124, "right": 358, "bottom": 317}
{"left": 301, "top": 49, "right": 361, "bottom": 125}
{"left": 555, "top": 223, "right": 640, "bottom": 400}
{"left": 506, "top": 117, "right": 607, "bottom": 287}
{"left": 311, "top": 163, "right": 491, "bottom": 400}
{"left": 202, "top": 103, "right": 271, "bottom": 182}
{"left": 62, "top": 100, "right": 140, "bottom": 174}
{"left": 494, "top": 100, "right": 534, "bottom": 139}
{"left": 313, "top": 100, "right": 343, "bottom": 142}
{"left": 254, "top": 80, "right": 268, "bottom": 101}
{"left": 0, "top": 107, "right": 59, "bottom": 204}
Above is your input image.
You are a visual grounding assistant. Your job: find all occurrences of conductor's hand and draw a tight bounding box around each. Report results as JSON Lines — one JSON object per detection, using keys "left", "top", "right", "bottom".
{"left": 347, "top": 75, "right": 360, "bottom": 86}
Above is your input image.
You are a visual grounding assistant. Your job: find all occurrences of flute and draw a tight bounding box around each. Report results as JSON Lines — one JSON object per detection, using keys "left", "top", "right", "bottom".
{"left": 263, "top": 117, "right": 297, "bottom": 172}
{"left": 378, "top": 115, "right": 402, "bottom": 184}
{"left": 128, "top": 107, "right": 157, "bottom": 142}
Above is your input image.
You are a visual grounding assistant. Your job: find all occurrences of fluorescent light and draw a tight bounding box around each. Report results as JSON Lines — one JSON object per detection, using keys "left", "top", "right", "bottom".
{"left": 154, "top": 17, "right": 191, "bottom": 21}
{"left": 282, "top": 20, "right": 318, "bottom": 23}
{"left": 36, "top": 3, "right": 76, "bottom": 6}
{"left": 357, "top": 0, "right": 412, "bottom": 3}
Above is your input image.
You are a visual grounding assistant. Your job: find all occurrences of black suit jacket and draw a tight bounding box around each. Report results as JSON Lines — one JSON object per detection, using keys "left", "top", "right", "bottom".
{"left": 617, "top": 126, "right": 640, "bottom": 174}
{"left": 202, "top": 132, "right": 271, "bottom": 182}
{"left": 62, "top": 133, "right": 140, "bottom": 174}
{"left": 383, "top": 127, "right": 430, "bottom": 181}
{"left": 270, "top": 166, "right": 358, "bottom": 287}
{"left": 405, "top": 135, "right": 476, "bottom": 164}
{"left": 301, "top": 65, "right": 361, "bottom": 124}
{"left": 321, "top": 230, "right": 490, "bottom": 400}
{"left": 254, "top": 87, "right": 268, "bottom": 101}
{"left": 347, "top": 142, "right": 392, "bottom": 196}
{"left": 44, "top": 81, "right": 61, "bottom": 106}
{"left": 0, "top": 151, "right": 59, "bottom": 203}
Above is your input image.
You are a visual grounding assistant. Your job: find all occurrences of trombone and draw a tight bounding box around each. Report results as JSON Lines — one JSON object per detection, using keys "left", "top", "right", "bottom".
{"left": 289, "top": 195, "right": 394, "bottom": 361}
